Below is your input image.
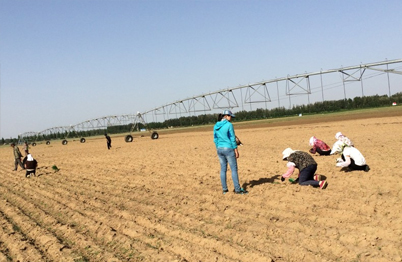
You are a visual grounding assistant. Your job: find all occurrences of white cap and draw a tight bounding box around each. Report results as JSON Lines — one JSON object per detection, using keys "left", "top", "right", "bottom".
{"left": 282, "top": 148, "right": 295, "bottom": 160}
{"left": 309, "top": 136, "right": 316, "bottom": 146}
{"left": 335, "top": 132, "right": 343, "bottom": 140}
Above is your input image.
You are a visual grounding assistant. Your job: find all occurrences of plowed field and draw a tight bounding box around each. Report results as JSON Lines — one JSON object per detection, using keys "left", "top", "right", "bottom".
{"left": 1, "top": 107, "right": 402, "bottom": 262}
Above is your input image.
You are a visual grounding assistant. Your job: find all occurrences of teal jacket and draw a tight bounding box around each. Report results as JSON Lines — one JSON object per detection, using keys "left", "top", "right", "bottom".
{"left": 213, "top": 119, "right": 237, "bottom": 149}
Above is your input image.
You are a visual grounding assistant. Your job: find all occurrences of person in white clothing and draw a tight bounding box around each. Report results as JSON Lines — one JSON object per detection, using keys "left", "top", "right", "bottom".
{"left": 330, "top": 132, "right": 354, "bottom": 155}
{"left": 336, "top": 145, "right": 370, "bottom": 172}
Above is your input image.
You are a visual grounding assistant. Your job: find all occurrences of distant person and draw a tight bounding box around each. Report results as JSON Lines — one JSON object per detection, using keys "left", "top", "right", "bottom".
{"left": 213, "top": 110, "right": 248, "bottom": 194}
{"left": 24, "top": 141, "right": 29, "bottom": 155}
{"left": 330, "top": 132, "right": 354, "bottom": 155}
{"left": 336, "top": 145, "right": 370, "bottom": 172}
{"left": 308, "top": 136, "right": 331, "bottom": 155}
{"left": 281, "top": 148, "right": 328, "bottom": 189}
{"left": 105, "top": 134, "right": 112, "bottom": 149}
{"left": 22, "top": 153, "right": 38, "bottom": 178}
{"left": 11, "top": 143, "right": 25, "bottom": 171}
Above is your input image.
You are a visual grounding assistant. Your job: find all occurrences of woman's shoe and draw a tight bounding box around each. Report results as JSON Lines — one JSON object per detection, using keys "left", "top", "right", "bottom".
{"left": 235, "top": 188, "right": 248, "bottom": 194}
{"left": 314, "top": 174, "right": 321, "bottom": 181}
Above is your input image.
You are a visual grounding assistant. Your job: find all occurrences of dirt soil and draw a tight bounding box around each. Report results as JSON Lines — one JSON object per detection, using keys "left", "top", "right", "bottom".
{"left": 1, "top": 108, "right": 402, "bottom": 262}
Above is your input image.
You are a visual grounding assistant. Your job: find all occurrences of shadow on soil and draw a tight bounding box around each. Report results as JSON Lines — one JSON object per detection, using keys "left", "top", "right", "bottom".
{"left": 242, "top": 174, "right": 281, "bottom": 190}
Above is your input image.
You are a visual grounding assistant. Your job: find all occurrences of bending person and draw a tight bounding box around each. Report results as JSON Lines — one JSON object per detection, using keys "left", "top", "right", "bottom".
{"left": 281, "top": 148, "right": 328, "bottom": 189}
{"left": 23, "top": 153, "right": 38, "bottom": 178}
{"left": 330, "top": 132, "right": 354, "bottom": 155}
{"left": 309, "top": 136, "right": 331, "bottom": 155}
{"left": 336, "top": 145, "right": 370, "bottom": 172}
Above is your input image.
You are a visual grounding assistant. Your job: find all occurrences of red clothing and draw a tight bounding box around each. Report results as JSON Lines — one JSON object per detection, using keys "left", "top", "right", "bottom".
{"left": 310, "top": 139, "right": 330, "bottom": 154}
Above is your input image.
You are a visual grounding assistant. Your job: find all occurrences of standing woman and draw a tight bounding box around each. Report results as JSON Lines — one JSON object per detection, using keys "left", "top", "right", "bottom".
{"left": 214, "top": 110, "right": 248, "bottom": 194}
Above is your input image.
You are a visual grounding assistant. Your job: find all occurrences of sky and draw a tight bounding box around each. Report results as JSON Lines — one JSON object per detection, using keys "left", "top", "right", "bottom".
{"left": 1, "top": 0, "right": 402, "bottom": 138}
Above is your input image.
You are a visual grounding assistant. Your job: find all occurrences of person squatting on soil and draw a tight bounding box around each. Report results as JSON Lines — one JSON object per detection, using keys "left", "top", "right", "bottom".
{"left": 281, "top": 148, "right": 328, "bottom": 189}
{"left": 336, "top": 144, "right": 370, "bottom": 172}
{"left": 213, "top": 110, "right": 248, "bottom": 195}
{"left": 330, "top": 132, "right": 354, "bottom": 155}
{"left": 105, "top": 134, "right": 112, "bottom": 150}
{"left": 11, "top": 143, "right": 25, "bottom": 171}
{"left": 309, "top": 136, "right": 331, "bottom": 155}
{"left": 22, "top": 153, "right": 38, "bottom": 178}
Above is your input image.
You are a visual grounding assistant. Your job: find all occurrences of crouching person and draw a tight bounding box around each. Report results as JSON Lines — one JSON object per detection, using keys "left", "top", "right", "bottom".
{"left": 23, "top": 153, "right": 38, "bottom": 178}
{"left": 336, "top": 145, "right": 370, "bottom": 172}
{"left": 281, "top": 148, "right": 328, "bottom": 189}
{"left": 309, "top": 136, "right": 331, "bottom": 155}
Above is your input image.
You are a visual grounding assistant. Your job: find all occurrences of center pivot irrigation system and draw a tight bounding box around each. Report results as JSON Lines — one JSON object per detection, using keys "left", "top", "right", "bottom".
{"left": 18, "top": 58, "right": 402, "bottom": 146}
{"left": 19, "top": 112, "right": 159, "bottom": 146}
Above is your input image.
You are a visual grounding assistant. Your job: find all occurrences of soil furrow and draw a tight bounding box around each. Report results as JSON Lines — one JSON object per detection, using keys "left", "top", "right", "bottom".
{"left": 16, "top": 173, "right": 276, "bottom": 261}
{"left": 0, "top": 210, "right": 45, "bottom": 261}
{"left": 0, "top": 182, "right": 121, "bottom": 262}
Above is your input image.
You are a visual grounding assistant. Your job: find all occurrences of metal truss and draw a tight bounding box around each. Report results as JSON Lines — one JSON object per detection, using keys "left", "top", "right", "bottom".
{"left": 18, "top": 113, "right": 151, "bottom": 144}
{"left": 141, "top": 58, "right": 402, "bottom": 120}
{"left": 18, "top": 58, "right": 402, "bottom": 142}
{"left": 73, "top": 114, "right": 137, "bottom": 131}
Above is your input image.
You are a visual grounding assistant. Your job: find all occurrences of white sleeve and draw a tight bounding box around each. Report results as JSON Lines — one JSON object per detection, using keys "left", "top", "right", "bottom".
{"left": 287, "top": 162, "right": 296, "bottom": 167}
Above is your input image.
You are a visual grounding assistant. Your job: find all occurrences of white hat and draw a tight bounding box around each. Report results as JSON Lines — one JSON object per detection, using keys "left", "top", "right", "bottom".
{"left": 335, "top": 132, "right": 343, "bottom": 140}
{"left": 282, "top": 148, "right": 295, "bottom": 160}
{"left": 309, "top": 136, "right": 316, "bottom": 146}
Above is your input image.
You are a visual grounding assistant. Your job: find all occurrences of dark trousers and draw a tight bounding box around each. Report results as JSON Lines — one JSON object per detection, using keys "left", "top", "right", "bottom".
{"left": 316, "top": 148, "right": 331, "bottom": 156}
{"left": 107, "top": 142, "right": 111, "bottom": 149}
{"left": 341, "top": 155, "right": 368, "bottom": 171}
{"left": 299, "top": 164, "right": 320, "bottom": 187}
{"left": 26, "top": 169, "right": 36, "bottom": 177}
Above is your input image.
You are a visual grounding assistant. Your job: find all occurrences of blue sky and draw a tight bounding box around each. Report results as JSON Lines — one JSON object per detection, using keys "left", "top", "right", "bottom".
{"left": 1, "top": 0, "right": 402, "bottom": 138}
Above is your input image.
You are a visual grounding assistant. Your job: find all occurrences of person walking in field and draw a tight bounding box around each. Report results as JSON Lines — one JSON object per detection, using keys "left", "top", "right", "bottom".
{"left": 24, "top": 141, "right": 29, "bottom": 155}
{"left": 281, "top": 148, "right": 328, "bottom": 189}
{"left": 105, "top": 134, "right": 112, "bottom": 150}
{"left": 22, "top": 153, "right": 38, "bottom": 178}
{"left": 213, "top": 110, "right": 248, "bottom": 195}
{"left": 11, "top": 143, "right": 25, "bottom": 171}
{"left": 308, "top": 136, "right": 331, "bottom": 155}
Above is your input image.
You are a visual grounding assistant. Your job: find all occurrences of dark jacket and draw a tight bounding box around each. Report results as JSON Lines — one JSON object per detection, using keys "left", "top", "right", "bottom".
{"left": 288, "top": 151, "right": 317, "bottom": 171}
{"left": 23, "top": 155, "right": 38, "bottom": 171}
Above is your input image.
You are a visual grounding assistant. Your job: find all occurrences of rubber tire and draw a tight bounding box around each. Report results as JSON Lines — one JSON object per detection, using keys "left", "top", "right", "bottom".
{"left": 80, "top": 138, "right": 86, "bottom": 143}
{"left": 32, "top": 142, "right": 36, "bottom": 147}
{"left": 151, "top": 132, "right": 159, "bottom": 140}
{"left": 125, "top": 135, "right": 133, "bottom": 143}
{"left": 46, "top": 141, "right": 50, "bottom": 145}
{"left": 62, "top": 140, "right": 68, "bottom": 145}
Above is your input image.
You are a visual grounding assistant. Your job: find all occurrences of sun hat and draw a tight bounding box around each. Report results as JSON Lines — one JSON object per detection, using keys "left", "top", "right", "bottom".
{"left": 309, "top": 136, "right": 316, "bottom": 146}
{"left": 282, "top": 148, "right": 295, "bottom": 160}
{"left": 335, "top": 132, "right": 343, "bottom": 140}
{"left": 222, "top": 110, "right": 235, "bottom": 117}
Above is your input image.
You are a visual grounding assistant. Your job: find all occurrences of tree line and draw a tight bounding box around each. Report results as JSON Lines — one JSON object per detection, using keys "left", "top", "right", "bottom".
{"left": 2, "top": 92, "right": 401, "bottom": 145}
